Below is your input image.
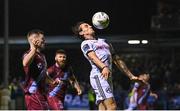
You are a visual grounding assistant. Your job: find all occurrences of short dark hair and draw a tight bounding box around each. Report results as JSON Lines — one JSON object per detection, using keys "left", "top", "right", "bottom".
{"left": 56, "top": 49, "right": 67, "bottom": 56}
{"left": 72, "top": 21, "right": 85, "bottom": 40}
{"left": 27, "top": 29, "right": 44, "bottom": 38}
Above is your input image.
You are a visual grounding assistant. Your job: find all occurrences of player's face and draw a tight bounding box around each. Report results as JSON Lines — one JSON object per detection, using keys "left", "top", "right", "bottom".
{"left": 55, "top": 53, "right": 66, "bottom": 67}
{"left": 79, "top": 23, "right": 95, "bottom": 39}
{"left": 36, "top": 34, "right": 45, "bottom": 49}
{"left": 29, "top": 33, "right": 45, "bottom": 49}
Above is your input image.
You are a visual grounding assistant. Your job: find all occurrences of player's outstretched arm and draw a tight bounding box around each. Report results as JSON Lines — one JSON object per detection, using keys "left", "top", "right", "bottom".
{"left": 107, "top": 42, "right": 138, "bottom": 81}
{"left": 22, "top": 39, "right": 39, "bottom": 66}
{"left": 68, "top": 67, "right": 82, "bottom": 95}
{"left": 69, "top": 74, "right": 82, "bottom": 95}
{"left": 113, "top": 54, "right": 138, "bottom": 80}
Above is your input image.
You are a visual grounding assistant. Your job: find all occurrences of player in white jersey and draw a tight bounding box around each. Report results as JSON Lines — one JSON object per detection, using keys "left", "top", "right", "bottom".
{"left": 72, "top": 22, "right": 140, "bottom": 110}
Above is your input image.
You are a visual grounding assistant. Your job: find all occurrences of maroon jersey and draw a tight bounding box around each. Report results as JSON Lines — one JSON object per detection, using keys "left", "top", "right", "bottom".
{"left": 47, "top": 64, "right": 72, "bottom": 101}
{"left": 22, "top": 50, "right": 47, "bottom": 94}
{"left": 136, "top": 82, "right": 150, "bottom": 110}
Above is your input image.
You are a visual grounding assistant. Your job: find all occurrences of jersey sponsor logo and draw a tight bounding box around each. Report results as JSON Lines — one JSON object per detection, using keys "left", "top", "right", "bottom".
{"left": 96, "top": 44, "right": 109, "bottom": 50}
{"left": 82, "top": 44, "right": 90, "bottom": 52}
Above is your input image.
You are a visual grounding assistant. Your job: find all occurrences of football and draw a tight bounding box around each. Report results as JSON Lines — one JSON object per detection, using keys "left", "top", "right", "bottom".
{"left": 92, "top": 12, "right": 110, "bottom": 29}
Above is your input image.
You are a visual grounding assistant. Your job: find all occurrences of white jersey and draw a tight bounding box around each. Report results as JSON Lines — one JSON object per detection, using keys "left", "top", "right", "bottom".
{"left": 81, "top": 38, "right": 114, "bottom": 103}
{"left": 81, "top": 38, "right": 112, "bottom": 77}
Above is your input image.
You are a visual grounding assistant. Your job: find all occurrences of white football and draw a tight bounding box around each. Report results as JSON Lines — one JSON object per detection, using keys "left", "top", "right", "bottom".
{"left": 92, "top": 12, "right": 110, "bottom": 29}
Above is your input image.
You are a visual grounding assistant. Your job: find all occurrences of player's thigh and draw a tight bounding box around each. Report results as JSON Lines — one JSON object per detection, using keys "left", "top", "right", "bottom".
{"left": 98, "top": 102, "right": 106, "bottom": 110}
{"left": 25, "top": 94, "right": 45, "bottom": 110}
{"left": 103, "top": 97, "right": 117, "bottom": 110}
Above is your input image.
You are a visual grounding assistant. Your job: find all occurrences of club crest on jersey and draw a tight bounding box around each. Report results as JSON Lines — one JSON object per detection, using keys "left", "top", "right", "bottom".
{"left": 105, "top": 86, "right": 112, "bottom": 94}
{"left": 37, "top": 63, "right": 43, "bottom": 69}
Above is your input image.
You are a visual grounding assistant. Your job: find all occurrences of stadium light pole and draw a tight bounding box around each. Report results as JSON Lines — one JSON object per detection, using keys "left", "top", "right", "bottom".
{"left": 4, "top": 0, "right": 9, "bottom": 88}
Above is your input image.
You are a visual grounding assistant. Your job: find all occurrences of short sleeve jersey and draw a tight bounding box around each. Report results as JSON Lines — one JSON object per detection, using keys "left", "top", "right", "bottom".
{"left": 81, "top": 38, "right": 112, "bottom": 77}
{"left": 47, "top": 64, "right": 72, "bottom": 101}
{"left": 22, "top": 50, "right": 47, "bottom": 94}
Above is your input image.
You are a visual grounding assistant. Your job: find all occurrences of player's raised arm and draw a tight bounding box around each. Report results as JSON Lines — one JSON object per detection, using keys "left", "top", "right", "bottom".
{"left": 108, "top": 43, "right": 138, "bottom": 80}
{"left": 23, "top": 49, "right": 36, "bottom": 67}
{"left": 22, "top": 35, "right": 40, "bottom": 66}
{"left": 113, "top": 54, "right": 138, "bottom": 80}
{"left": 69, "top": 74, "right": 82, "bottom": 95}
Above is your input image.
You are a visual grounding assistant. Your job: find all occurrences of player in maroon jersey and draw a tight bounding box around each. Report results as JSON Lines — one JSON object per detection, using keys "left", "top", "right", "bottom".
{"left": 46, "top": 49, "right": 82, "bottom": 110}
{"left": 22, "top": 29, "right": 49, "bottom": 110}
{"left": 126, "top": 73, "right": 158, "bottom": 110}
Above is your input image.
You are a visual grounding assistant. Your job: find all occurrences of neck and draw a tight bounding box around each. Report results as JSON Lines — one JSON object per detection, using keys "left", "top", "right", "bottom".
{"left": 56, "top": 62, "right": 65, "bottom": 68}
{"left": 84, "top": 35, "right": 96, "bottom": 40}
{"left": 55, "top": 63, "right": 60, "bottom": 67}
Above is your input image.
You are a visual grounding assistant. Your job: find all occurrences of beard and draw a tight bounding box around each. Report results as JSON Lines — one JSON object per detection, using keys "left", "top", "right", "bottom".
{"left": 58, "top": 62, "right": 66, "bottom": 68}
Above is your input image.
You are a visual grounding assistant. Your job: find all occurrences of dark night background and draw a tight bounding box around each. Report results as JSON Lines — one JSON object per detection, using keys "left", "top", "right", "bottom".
{"left": 0, "top": 0, "right": 180, "bottom": 110}
{"left": 0, "top": 0, "right": 157, "bottom": 36}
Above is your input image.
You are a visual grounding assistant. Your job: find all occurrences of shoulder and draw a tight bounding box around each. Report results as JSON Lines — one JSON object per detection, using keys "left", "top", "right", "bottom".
{"left": 99, "top": 38, "right": 110, "bottom": 44}
{"left": 81, "top": 40, "right": 95, "bottom": 53}
{"left": 48, "top": 64, "right": 55, "bottom": 69}
{"left": 48, "top": 64, "right": 56, "bottom": 72}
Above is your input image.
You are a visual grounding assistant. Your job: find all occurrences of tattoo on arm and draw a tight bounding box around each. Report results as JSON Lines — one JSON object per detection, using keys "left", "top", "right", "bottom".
{"left": 71, "top": 81, "right": 75, "bottom": 87}
{"left": 113, "top": 55, "right": 133, "bottom": 78}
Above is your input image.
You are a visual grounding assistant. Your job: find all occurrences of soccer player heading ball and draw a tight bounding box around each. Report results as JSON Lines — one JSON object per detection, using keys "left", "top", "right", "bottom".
{"left": 72, "top": 22, "right": 141, "bottom": 110}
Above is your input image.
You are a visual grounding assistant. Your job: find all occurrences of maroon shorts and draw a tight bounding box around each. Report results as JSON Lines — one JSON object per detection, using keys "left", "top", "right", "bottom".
{"left": 47, "top": 96, "right": 64, "bottom": 110}
{"left": 25, "top": 93, "right": 49, "bottom": 110}
{"left": 138, "top": 103, "right": 148, "bottom": 110}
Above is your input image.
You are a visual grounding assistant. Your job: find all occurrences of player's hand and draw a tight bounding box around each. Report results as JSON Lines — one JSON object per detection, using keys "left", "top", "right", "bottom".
{"left": 31, "top": 38, "right": 40, "bottom": 50}
{"left": 53, "top": 78, "right": 62, "bottom": 85}
{"left": 130, "top": 75, "right": 138, "bottom": 81}
{"left": 76, "top": 87, "right": 82, "bottom": 95}
{"left": 101, "top": 67, "right": 111, "bottom": 80}
{"left": 153, "top": 93, "right": 158, "bottom": 99}
{"left": 130, "top": 75, "right": 144, "bottom": 83}
{"left": 131, "top": 76, "right": 148, "bottom": 85}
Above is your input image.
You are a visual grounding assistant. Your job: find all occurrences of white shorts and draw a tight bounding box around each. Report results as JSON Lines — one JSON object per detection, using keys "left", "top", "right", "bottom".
{"left": 90, "top": 74, "right": 114, "bottom": 104}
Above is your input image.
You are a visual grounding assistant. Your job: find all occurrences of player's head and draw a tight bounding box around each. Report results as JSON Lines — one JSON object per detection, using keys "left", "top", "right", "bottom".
{"left": 27, "top": 29, "right": 45, "bottom": 49}
{"left": 72, "top": 21, "right": 95, "bottom": 40}
{"left": 139, "top": 73, "right": 150, "bottom": 82}
{"left": 55, "top": 49, "right": 67, "bottom": 67}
